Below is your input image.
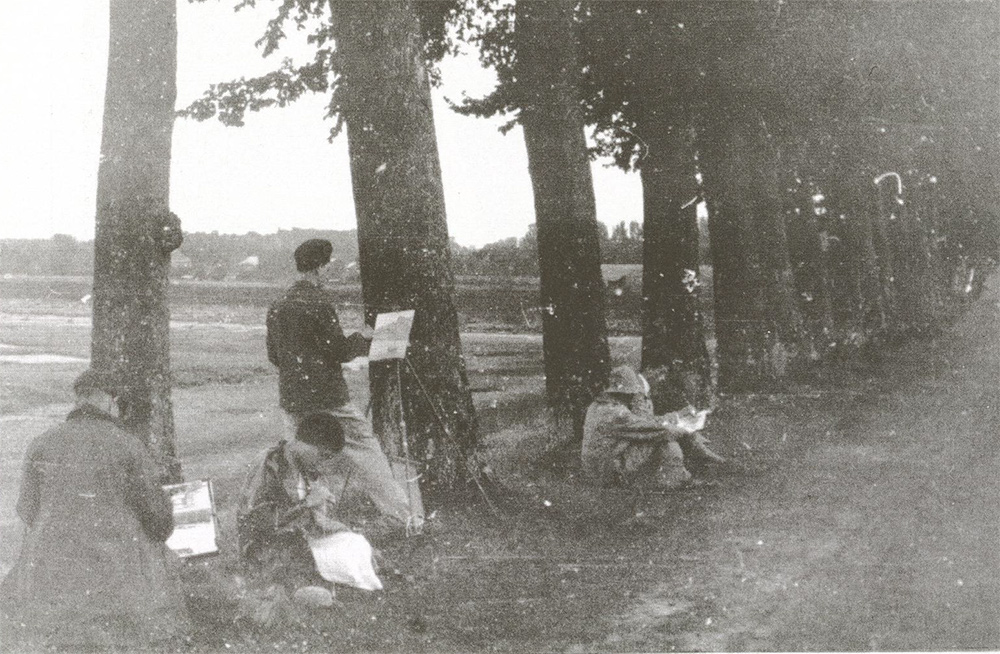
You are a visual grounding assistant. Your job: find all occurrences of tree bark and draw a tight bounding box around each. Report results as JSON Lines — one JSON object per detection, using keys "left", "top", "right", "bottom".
{"left": 827, "top": 174, "right": 888, "bottom": 342}
{"left": 92, "top": 0, "right": 182, "bottom": 483}
{"left": 894, "top": 171, "right": 947, "bottom": 335}
{"left": 515, "top": 0, "right": 611, "bottom": 436}
{"left": 825, "top": 174, "right": 887, "bottom": 344}
{"left": 702, "top": 117, "right": 805, "bottom": 393}
{"left": 638, "top": 126, "right": 712, "bottom": 412}
{"left": 872, "top": 172, "right": 902, "bottom": 332}
{"left": 329, "top": 0, "right": 478, "bottom": 487}
{"left": 784, "top": 175, "right": 834, "bottom": 361}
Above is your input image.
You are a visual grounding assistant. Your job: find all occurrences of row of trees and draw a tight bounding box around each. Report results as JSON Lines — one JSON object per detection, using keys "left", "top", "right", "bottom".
{"left": 451, "top": 220, "right": 646, "bottom": 277}
{"left": 0, "top": 221, "right": 643, "bottom": 280}
{"left": 458, "top": 0, "right": 998, "bottom": 404}
{"left": 94, "top": 0, "right": 997, "bottom": 488}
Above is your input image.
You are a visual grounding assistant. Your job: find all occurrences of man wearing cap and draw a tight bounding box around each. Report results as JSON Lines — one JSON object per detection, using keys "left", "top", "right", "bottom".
{"left": 582, "top": 365, "right": 724, "bottom": 489}
{"left": 0, "top": 370, "right": 189, "bottom": 650}
{"left": 266, "top": 239, "right": 418, "bottom": 533}
{"left": 267, "top": 238, "right": 373, "bottom": 417}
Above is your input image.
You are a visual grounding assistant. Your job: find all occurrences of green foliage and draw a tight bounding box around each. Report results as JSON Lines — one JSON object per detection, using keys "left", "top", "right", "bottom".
{"left": 180, "top": 0, "right": 465, "bottom": 137}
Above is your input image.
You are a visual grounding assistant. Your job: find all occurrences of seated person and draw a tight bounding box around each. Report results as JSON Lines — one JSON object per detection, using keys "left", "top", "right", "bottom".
{"left": 582, "top": 366, "right": 723, "bottom": 489}
{"left": 237, "top": 412, "right": 350, "bottom": 591}
{"left": 1, "top": 369, "right": 189, "bottom": 650}
{"left": 318, "top": 408, "right": 424, "bottom": 539}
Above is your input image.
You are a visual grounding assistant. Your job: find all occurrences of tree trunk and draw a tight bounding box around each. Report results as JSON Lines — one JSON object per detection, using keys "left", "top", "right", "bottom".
{"left": 92, "top": 0, "right": 182, "bottom": 483}
{"left": 872, "top": 173, "right": 901, "bottom": 331}
{"left": 702, "top": 118, "right": 805, "bottom": 393}
{"left": 828, "top": 175, "right": 888, "bottom": 342}
{"left": 329, "top": 0, "right": 478, "bottom": 488}
{"left": 516, "top": 0, "right": 611, "bottom": 436}
{"left": 784, "top": 176, "right": 834, "bottom": 361}
{"left": 878, "top": 171, "right": 944, "bottom": 336}
{"left": 638, "top": 126, "right": 712, "bottom": 412}
{"left": 826, "top": 175, "right": 887, "bottom": 344}
{"left": 904, "top": 173, "right": 947, "bottom": 331}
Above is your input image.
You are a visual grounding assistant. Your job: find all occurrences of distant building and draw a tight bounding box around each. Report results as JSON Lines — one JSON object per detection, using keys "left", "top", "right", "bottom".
{"left": 224, "top": 254, "right": 262, "bottom": 281}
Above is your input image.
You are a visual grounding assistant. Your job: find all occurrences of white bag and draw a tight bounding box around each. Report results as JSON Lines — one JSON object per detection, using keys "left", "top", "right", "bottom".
{"left": 307, "top": 531, "right": 383, "bottom": 591}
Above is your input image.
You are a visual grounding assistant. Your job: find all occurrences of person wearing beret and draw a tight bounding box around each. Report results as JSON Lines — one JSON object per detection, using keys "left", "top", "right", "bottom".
{"left": 266, "top": 240, "right": 418, "bottom": 534}
{"left": 0, "top": 370, "right": 189, "bottom": 650}
{"left": 267, "top": 238, "right": 373, "bottom": 417}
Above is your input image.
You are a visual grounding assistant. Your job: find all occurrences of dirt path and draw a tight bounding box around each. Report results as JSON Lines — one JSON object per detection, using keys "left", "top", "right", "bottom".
{"left": 603, "top": 280, "right": 999, "bottom": 651}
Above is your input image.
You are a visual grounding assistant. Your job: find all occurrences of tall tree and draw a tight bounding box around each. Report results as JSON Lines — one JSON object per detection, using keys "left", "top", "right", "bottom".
{"left": 455, "top": 0, "right": 612, "bottom": 433}
{"left": 183, "top": 0, "right": 479, "bottom": 486}
{"left": 639, "top": 141, "right": 713, "bottom": 411}
{"left": 580, "top": 2, "right": 714, "bottom": 409}
{"left": 93, "top": 0, "right": 183, "bottom": 482}
{"left": 514, "top": 0, "right": 611, "bottom": 435}
{"left": 696, "top": 2, "right": 808, "bottom": 392}
{"left": 702, "top": 116, "right": 805, "bottom": 392}
{"left": 582, "top": 2, "right": 806, "bottom": 393}
{"left": 329, "top": 0, "right": 478, "bottom": 485}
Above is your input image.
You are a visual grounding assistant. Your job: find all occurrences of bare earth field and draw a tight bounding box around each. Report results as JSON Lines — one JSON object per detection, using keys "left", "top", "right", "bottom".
{"left": 1, "top": 275, "right": 997, "bottom": 652}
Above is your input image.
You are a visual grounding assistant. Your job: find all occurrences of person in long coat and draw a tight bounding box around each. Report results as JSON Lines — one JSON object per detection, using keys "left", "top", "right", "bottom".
{"left": 0, "top": 370, "right": 189, "bottom": 650}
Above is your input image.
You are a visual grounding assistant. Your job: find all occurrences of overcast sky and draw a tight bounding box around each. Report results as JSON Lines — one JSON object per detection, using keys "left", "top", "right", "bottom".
{"left": 0, "top": 1, "right": 642, "bottom": 247}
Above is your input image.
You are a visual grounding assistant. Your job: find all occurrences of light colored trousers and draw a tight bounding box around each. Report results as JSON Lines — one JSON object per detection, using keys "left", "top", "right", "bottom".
{"left": 282, "top": 405, "right": 419, "bottom": 530}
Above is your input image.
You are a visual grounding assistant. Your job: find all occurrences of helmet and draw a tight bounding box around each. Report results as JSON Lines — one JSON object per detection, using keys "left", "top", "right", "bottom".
{"left": 604, "top": 366, "right": 646, "bottom": 395}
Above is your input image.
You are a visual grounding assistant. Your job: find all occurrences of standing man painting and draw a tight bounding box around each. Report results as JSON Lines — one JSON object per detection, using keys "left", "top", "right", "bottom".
{"left": 267, "top": 238, "right": 372, "bottom": 419}
{"left": 266, "top": 239, "right": 419, "bottom": 533}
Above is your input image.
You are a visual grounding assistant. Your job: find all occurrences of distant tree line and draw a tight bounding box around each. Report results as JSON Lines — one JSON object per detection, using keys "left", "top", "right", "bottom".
{"left": 1, "top": 221, "right": 647, "bottom": 280}
{"left": 177, "top": 228, "right": 360, "bottom": 281}
{"left": 0, "top": 235, "right": 94, "bottom": 276}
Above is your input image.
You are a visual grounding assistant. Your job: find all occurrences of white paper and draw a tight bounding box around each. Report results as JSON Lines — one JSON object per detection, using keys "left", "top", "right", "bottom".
{"left": 368, "top": 310, "right": 416, "bottom": 361}
{"left": 163, "top": 479, "right": 220, "bottom": 558}
{"left": 308, "top": 531, "right": 383, "bottom": 591}
{"left": 675, "top": 409, "right": 710, "bottom": 434}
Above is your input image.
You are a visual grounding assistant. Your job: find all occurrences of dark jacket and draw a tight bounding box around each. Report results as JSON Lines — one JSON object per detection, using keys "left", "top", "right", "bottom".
{"left": 266, "top": 279, "right": 370, "bottom": 413}
{"left": 1, "top": 405, "right": 188, "bottom": 648}
{"left": 236, "top": 441, "right": 348, "bottom": 589}
{"left": 236, "top": 441, "right": 305, "bottom": 566}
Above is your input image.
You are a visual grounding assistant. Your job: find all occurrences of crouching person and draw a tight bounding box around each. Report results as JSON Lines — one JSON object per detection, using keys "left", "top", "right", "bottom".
{"left": 582, "top": 366, "right": 723, "bottom": 490}
{"left": 237, "top": 412, "right": 353, "bottom": 596}
{"left": 0, "top": 370, "right": 189, "bottom": 651}
{"left": 237, "top": 411, "right": 389, "bottom": 619}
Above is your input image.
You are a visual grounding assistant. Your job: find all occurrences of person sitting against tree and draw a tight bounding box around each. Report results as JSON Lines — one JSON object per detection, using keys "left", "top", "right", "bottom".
{"left": 0, "top": 369, "right": 189, "bottom": 651}
{"left": 582, "top": 365, "right": 724, "bottom": 490}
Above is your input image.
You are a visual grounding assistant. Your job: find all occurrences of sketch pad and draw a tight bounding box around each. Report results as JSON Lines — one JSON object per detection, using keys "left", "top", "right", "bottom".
{"left": 368, "top": 310, "right": 415, "bottom": 361}
{"left": 163, "top": 479, "right": 220, "bottom": 558}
